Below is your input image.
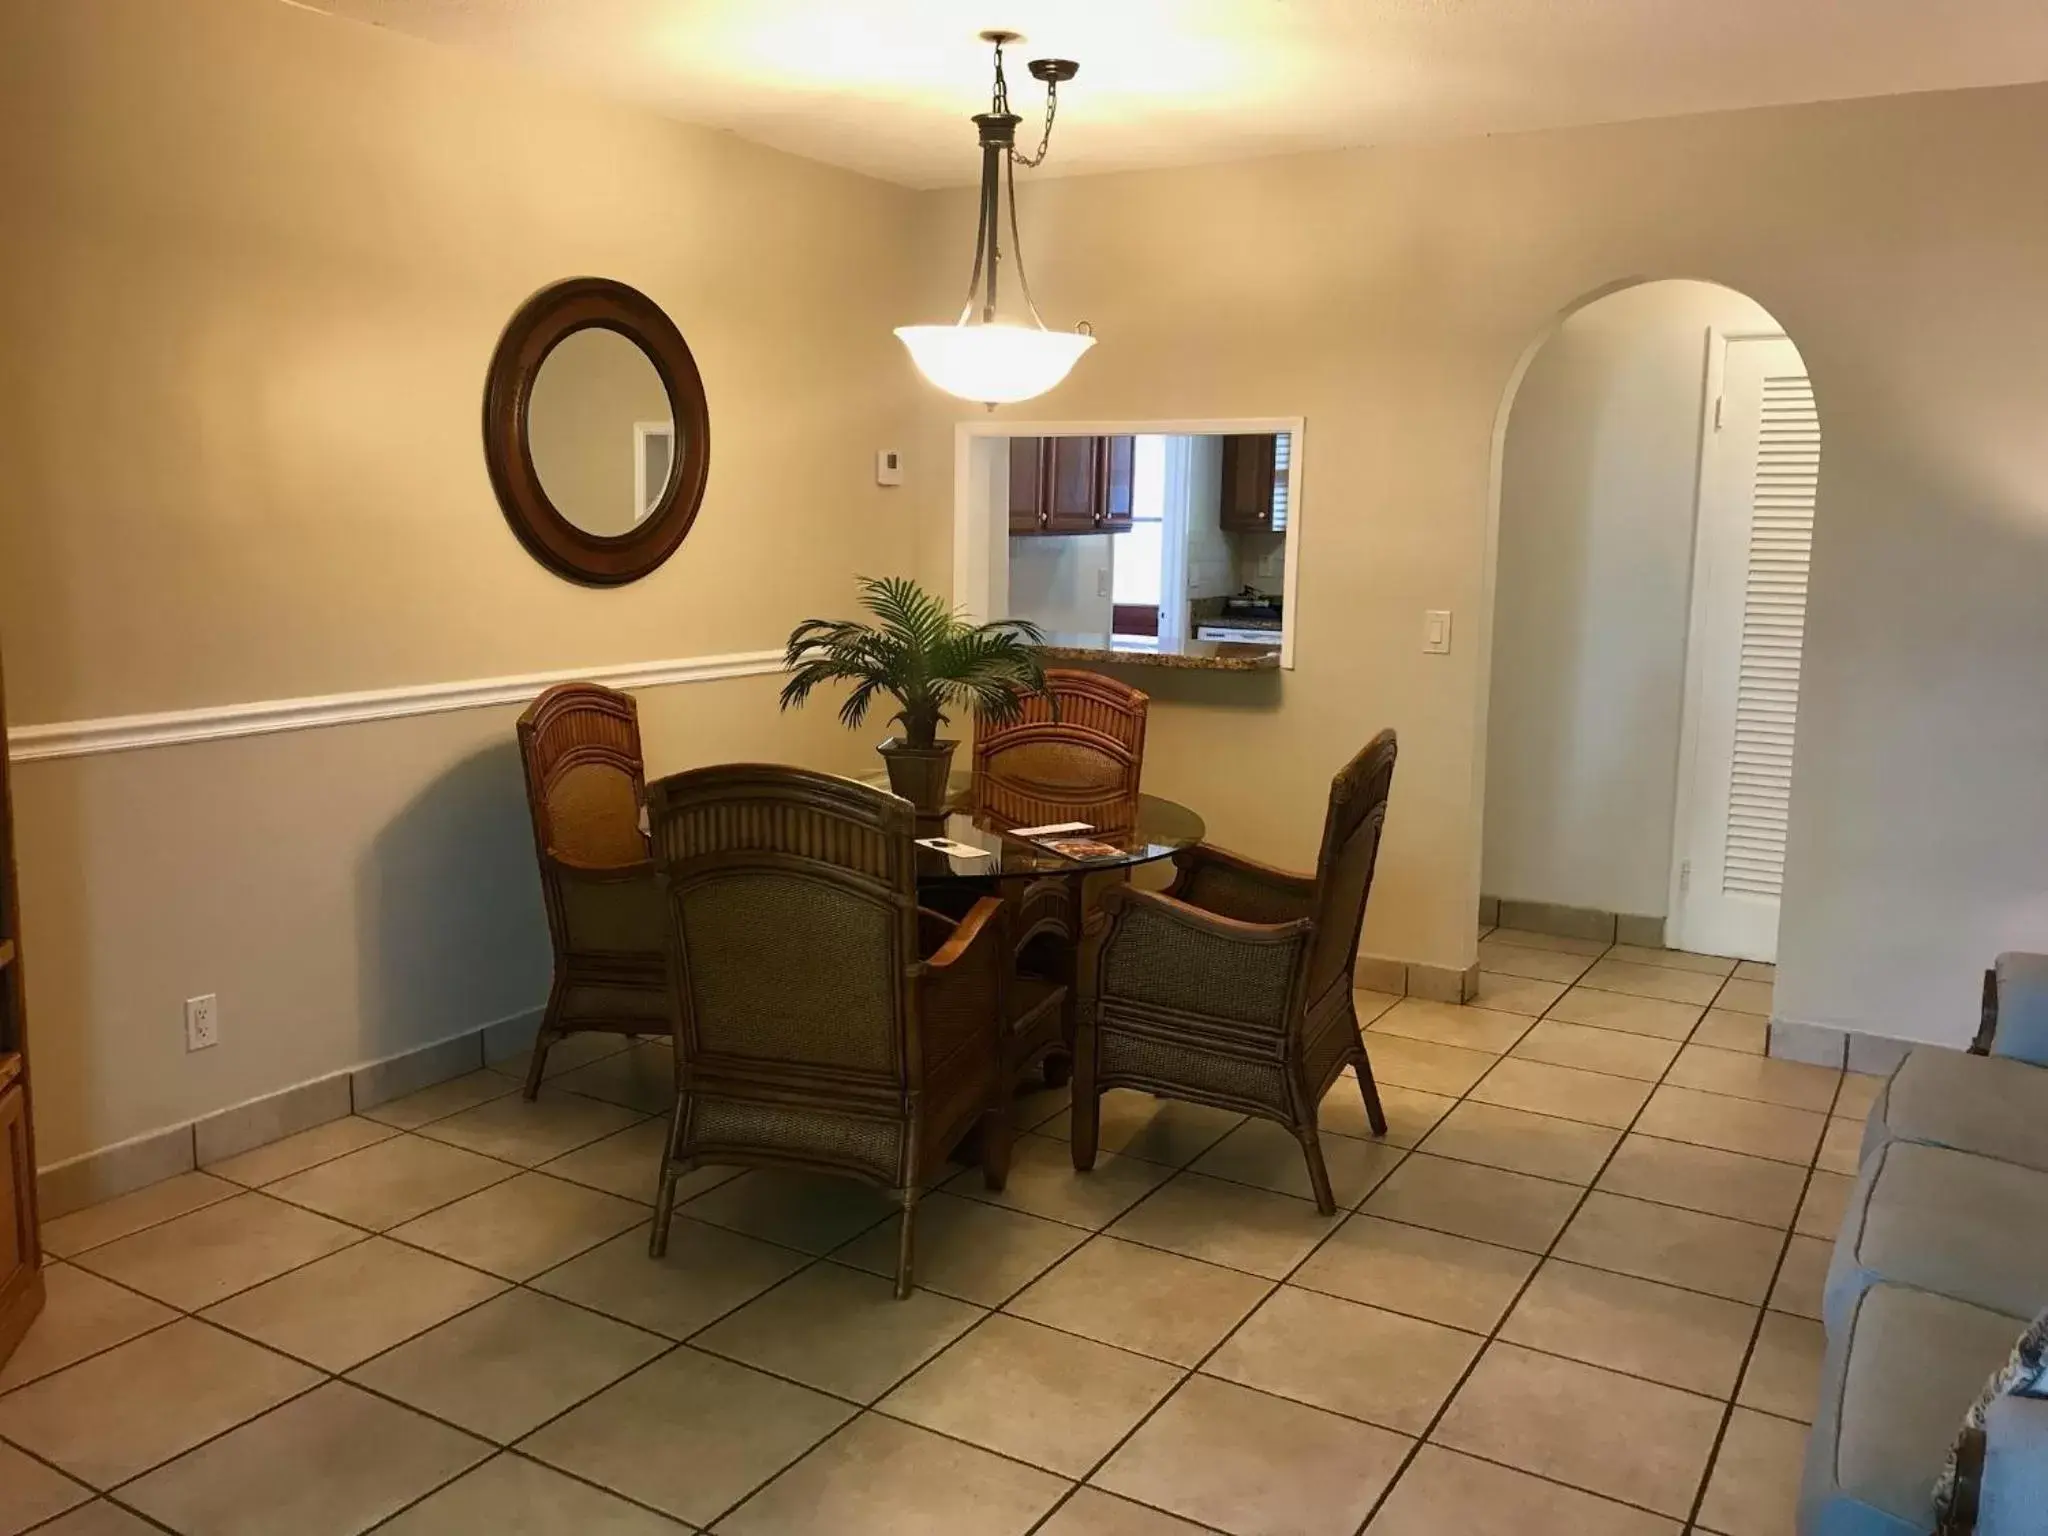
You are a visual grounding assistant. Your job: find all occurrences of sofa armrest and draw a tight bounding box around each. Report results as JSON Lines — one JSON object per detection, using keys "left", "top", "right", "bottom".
{"left": 1987, "top": 953, "right": 2048, "bottom": 1067}
{"left": 1977, "top": 1393, "right": 2048, "bottom": 1536}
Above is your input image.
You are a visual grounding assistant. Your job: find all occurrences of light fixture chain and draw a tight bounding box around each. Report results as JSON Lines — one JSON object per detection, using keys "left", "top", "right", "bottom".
{"left": 1012, "top": 75, "right": 1058, "bottom": 169}
{"left": 990, "top": 33, "right": 1058, "bottom": 169}
{"left": 991, "top": 36, "right": 1012, "bottom": 114}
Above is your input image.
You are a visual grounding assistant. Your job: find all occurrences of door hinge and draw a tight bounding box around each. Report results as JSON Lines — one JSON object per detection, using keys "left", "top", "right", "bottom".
{"left": 1713, "top": 395, "right": 1725, "bottom": 431}
{"left": 1679, "top": 860, "right": 1693, "bottom": 894}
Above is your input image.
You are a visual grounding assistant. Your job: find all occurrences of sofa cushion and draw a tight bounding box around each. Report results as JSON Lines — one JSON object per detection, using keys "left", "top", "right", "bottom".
{"left": 1862, "top": 1047, "right": 2048, "bottom": 1174}
{"left": 1824, "top": 1140, "right": 2048, "bottom": 1335}
{"left": 1803, "top": 1283, "right": 2028, "bottom": 1536}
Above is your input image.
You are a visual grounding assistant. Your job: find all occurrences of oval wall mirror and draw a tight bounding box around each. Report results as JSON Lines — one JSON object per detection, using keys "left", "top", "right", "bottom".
{"left": 483, "top": 277, "right": 710, "bottom": 585}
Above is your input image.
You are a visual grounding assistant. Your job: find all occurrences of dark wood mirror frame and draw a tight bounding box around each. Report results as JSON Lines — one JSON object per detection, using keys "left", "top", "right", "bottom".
{"left": 483, "top": 277, "right": 711, "bottom": 586}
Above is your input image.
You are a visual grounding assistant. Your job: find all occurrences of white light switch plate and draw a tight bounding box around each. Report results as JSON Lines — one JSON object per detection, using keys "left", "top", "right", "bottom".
{"left": 875, "top": 448, "right": 903, "bottom": 486}
{"left": 1423, "top": 610, "right": 1453, "bottom": 654}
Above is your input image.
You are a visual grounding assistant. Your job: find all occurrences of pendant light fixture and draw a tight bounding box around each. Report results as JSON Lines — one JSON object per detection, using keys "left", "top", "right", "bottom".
{"left": 895, "top": 31, "right": 1093, "bottom": 408}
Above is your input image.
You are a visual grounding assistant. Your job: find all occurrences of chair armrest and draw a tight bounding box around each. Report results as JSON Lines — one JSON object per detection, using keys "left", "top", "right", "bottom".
{"left": 916, "top": 896, "right": 1008, "bottom": 1081}
{"left": 1987, "top": 953, "right": 2048, "bottom": 1066}
{"left": 1169, "top": 843, "right": 1318, "bottom": 925}
{"left": 1102, "top": 884, "right": 1311, "bottom": 946}
{"left": 1091, "top": 885, "right": 1309, "bottom": 1030}
{"left": 921, "top": 896, "right": 1008, "bottom": 974}
{"left": 918, "top": 905, "right": 962, "bottom": 959}
{"left": 1976, "top": 1394, "right": 2048, "bottom": 1535}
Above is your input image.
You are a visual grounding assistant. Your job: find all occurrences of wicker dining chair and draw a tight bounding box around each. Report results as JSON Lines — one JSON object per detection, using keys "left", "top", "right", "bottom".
{"left": 517, "top": 683, "right": 671, "bottom": 1100}
{"left": 1072, "top": 730, "right": 1399, "bottom": 1215}
{"left": 644, "top": 765, "right": 1011, "bottom": 1297}
{"left": 972, "top": 670, "right": 1150, "bottom": 1082}
{"left": 972, "top": 668, "right": 1149, "bottom": 832}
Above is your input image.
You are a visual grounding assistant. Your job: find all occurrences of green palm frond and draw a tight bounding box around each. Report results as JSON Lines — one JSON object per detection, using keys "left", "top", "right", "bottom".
{"left": 780, "top": 577, "right": 1050, "bottom": 748}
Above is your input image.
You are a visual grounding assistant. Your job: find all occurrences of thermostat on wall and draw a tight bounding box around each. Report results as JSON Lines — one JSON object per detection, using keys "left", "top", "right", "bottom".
{"left": 875, "top": 449, "right": 904, "bottom": 487}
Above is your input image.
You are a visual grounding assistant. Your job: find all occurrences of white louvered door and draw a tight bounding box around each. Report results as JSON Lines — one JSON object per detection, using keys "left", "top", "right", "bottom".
{"left": 1669, "top": 335, "right": 1817, "bottom": 963}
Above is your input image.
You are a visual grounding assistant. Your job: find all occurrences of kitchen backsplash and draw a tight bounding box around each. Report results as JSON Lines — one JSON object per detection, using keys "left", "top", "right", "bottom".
{"left": 1235, "top": 531, "right": 1286, "bottom": 588}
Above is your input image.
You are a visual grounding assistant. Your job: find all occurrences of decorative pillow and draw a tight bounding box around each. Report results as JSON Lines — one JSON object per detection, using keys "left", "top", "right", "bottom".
{"left": 1935, "top": 1307, "right": 2048, "bottom": 1529}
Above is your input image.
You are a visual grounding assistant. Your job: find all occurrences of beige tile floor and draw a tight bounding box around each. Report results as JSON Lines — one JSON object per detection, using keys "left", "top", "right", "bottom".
{"left": 0, "top": 941, "right": 1873, "bottom": 1536}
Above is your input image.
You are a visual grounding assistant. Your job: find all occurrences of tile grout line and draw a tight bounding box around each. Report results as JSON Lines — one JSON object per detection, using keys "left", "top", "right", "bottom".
{"left": 1676, "top": 1064, "right": 1847, "bottom": 1535}
{"left": 16, "top": 947, "right": 1821, "bottom": 1535}
{"left": 326, "top": 1166, "right": 911, "bottom": 1535}
{"left": 1025, "top": 938, "right": 1622, "bottom": 1533}
{"left": 423, "top": 955, "right": 1815, "bottom": 1533}
{"left": 1015, "top": 1117, "right": 1372, "bottom": 1533}
{"left": 19, "top": 1100, "right": 1553, "bottom": 1536}
{"left": 1348, "top": 941, "right": 1683, "bottom": 1532}
{"left": 1025, "top": 937, "right": 1673, "bottom": 1532}
{"left": 22, "top": 1074, "right": 1210, "bottom": 1533}
{"left": 13, "top": 1119, "right": 768, "bottom": 1522}
{"left": 23, "top": 1092, "right": 1106, "bottom": 1524}
{"left": 27, "top": 1125, "right": 693, "bottom": 1397}
{"left": 1347, "top": 939, "right": 1819, "bottom": 1535}
{"left": 698, "top": 1106, "right": 1272, "bottom": 1535}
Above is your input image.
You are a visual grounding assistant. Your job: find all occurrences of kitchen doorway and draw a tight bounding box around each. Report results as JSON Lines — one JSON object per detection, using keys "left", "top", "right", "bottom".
{"left": 950, "top": 416, "right": 1305, "bottom": 669}
{"left": 1481, "top": 281, "right": 1819, "bottom": 964}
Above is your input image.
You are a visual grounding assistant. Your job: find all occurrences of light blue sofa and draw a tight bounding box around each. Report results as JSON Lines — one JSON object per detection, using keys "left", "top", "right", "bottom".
{"left": 1801, "top": 952, "right": 2048, "bottom": 1535}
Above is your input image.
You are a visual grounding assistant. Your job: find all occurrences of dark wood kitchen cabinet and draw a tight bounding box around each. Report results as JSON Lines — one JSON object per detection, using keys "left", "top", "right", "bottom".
{"left": 1007, "top": 436, "right": 1047, "bottom": 534}
{"left": 1219, "top": 433, "right": 1280, "bottom": 532}
{"left": 1044, "top": 436, "right": 1100, "bottom": 532}
{"left": 1098, "top": 435, "right": 1135, "bottom": 530}
{"left": 0, "top": 645, "right": 43, "bottom": 1374}
{"left": 1007, "top": 436, "right": 1136, "bottom": 535}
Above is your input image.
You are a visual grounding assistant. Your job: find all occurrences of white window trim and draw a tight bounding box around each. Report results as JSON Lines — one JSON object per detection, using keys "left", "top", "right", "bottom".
{"left": 952, "top": 415, "right": 1306, "bottom": 670}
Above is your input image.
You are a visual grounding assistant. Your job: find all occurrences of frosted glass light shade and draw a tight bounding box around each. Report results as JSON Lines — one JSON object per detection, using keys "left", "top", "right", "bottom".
{"left": 894, "top": 322, "right": 1095, "bottom": 406}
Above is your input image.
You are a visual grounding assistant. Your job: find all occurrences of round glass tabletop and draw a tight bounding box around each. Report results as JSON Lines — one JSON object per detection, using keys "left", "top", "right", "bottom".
{"left": 857, "top": 772, "right": 1205, "bottom": 886}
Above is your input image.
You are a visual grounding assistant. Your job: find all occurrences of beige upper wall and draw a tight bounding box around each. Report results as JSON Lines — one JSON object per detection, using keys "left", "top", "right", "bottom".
{"left": 0, "top": 0, "right": 922, "bottom": 1163}
{"left": 905, "top": 84, "right": 2048, "bottom": 1045}
{"left": 0, "top": 0, "right": 925, "bottom": 727}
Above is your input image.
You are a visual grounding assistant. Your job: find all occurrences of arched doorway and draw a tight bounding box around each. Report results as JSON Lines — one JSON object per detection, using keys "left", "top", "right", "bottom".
{"left": 1480, "top": 280, "right": 1819, "bottom": 965}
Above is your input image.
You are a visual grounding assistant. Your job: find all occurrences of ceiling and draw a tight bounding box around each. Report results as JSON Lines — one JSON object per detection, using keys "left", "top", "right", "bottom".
{"left": 301, "top": 0, "right": 2048, "bottom": 188}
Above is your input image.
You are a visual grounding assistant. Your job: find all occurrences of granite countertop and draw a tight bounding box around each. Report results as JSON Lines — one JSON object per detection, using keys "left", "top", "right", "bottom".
{"left": 1032, "top": 632, "right": 1282, "bottom": 672}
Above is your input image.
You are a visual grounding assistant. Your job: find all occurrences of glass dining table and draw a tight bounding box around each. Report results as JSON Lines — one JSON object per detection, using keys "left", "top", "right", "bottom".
{"left": 857, "top": 771, "right": 1203, "bottom": 1098}
{"left": 856, "top": 772, "right": 1206, "bottom": 891}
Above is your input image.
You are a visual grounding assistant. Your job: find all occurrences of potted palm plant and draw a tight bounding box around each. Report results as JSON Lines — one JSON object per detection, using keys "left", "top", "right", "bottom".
{"left": 781, "top": 577, "right": 1050, "bottom": 813}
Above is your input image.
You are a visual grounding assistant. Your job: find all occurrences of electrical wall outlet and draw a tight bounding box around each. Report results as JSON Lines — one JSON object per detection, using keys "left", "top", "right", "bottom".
{"left": 185, "top": 993, "right": 219, "bottom": 1052}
